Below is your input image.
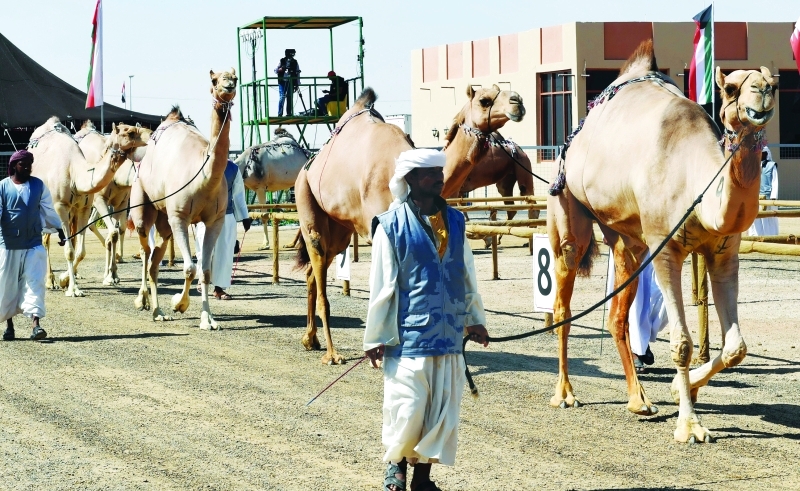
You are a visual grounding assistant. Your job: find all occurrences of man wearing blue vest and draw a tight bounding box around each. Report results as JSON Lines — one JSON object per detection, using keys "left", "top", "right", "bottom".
{"left": 1, "top": 150, "right": 65, "bottom": 341}
{"left": 364, "top": 149, "right": 489, "bottom": 491}
{"left": 194, "top": 160, "right": 252, "bottom": 301}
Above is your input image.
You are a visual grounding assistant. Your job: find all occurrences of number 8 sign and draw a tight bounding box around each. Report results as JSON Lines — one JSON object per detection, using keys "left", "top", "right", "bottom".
{"left": 533, "top": 234, "right": 556, "bottom": 313}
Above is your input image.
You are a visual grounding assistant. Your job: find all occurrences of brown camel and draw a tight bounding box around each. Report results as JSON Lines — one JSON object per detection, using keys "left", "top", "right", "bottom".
{"left": 296, "top": 85, "right": 525, "bottom": 364}
{"left": 547, "top": 40, "right": 776, "bottom": 442}
{"left": 129, "top": 68, "right": 237, "bottom": 329}
{"left": 28, "top": 117, "right": 150, "bottom": 296}
{"left": 76, "top": 120, "right": 150, "bottom": 285}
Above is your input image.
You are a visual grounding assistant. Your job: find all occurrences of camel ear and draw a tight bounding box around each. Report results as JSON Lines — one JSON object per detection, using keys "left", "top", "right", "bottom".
{"left": 492, "top": 84, "right": 501, "bottom": 92}
{"left": 715, "top": 66, "right": 725, "bottom": 91}
{"left": 760, "top": 66, "right": 775, "bottom": 86}
{"left": 230, "top": 67, "right": 236, "bottom": 76}
{"left": 111, "top": 123, "right": 117, "bottom": 134}
{"left": 466, "top": 85, "right": 475, "bottom": 100}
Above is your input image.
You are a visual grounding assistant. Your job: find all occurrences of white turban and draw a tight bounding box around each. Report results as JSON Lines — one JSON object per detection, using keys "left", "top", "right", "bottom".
{"left": 388, "top": 149, "right": 446, "bottom": 209}
{"left": 763, "top": 146, "right": 773, "bottom": 162}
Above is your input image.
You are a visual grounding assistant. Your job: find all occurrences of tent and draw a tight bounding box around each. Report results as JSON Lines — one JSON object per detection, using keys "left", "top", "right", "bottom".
{"left": 0, "top": 31, "right": 163, "bottom": 152}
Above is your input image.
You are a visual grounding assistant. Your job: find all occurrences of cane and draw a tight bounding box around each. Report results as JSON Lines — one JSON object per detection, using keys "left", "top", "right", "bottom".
{"left": 229, "top": 229, "right": 247, "bottom": 292}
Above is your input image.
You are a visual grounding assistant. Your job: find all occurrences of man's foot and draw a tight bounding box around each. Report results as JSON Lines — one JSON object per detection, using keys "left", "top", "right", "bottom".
{"left": 384, "top": 462, "right": 406, "bottom": 491}
{"left": 633, "top": 354, "right": 646, "bottom": 374}
{"left": 640, "top": 345, "right": 655, "bottom": 366}
{"left": 31, "top": 326, "right": 47, "bottom": 341}
{"left": 213, "top": 287, "right": 232, "bottom": 300}
{"left": 3, "top": 326, "right": 15, "bottom": 341}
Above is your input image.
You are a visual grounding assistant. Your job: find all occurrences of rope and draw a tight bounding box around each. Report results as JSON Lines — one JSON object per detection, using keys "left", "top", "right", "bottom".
{"left": 462, "top": 144, "right": 740, "bottom": 395}
{"left": 305, "top": 356, "right": 367, "bottom": 406}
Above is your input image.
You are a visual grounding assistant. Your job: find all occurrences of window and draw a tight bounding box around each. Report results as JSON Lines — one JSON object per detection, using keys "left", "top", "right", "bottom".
{"left": 779, "top": 70, "right": 800, "bottom": 159}
{"left": 539, "top": 71, "right": 573, "bottom": 160}
{"left": 585, "top": 69, "right": 620, "bottom": 103}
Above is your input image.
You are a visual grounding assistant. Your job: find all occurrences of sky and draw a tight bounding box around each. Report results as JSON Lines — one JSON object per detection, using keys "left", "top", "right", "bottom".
{"left": 2, "top": 0, "right": 798, "bottom": 150}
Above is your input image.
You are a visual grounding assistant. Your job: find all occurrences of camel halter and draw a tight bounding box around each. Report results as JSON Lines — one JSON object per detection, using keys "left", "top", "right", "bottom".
{"left": 73, "top": 128, "right": 102, "bottom": 144}
{"left": 717, "top": 72, "right": 770, "bottom": 153}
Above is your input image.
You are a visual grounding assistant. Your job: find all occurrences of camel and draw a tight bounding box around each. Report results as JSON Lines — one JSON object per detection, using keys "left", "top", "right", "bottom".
{"left": 129, "top": 68, "right": 238, "bottom": 330}
{"left": 546, "top": 40, "right": 776, "bottom": 442}
{"left": 234, "top": 127, "right": 309, "bottom": 249}
{"left": 28, "top": 117, "right": 150, "bottom": 296}
{"left": 296, "top": 84, "right": 525, "bottom": 364}
{"left": 75, "top": 120, "right": 150, "bottom": 285}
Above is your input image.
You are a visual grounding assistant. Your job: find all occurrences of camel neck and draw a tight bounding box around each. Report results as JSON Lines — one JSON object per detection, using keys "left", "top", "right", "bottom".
{"left": 441, "top": 128, "right": 485, "bottom": 198}
{"left": 208, "top": 106, "right": 232, "bottom": 174}
{"left": 73, "top": 144, "right": 127, "bottom": 194}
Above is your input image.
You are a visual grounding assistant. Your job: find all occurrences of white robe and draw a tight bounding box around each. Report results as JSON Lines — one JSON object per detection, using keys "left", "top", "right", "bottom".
{"left": 0, "top": 185, "right": 62, "bottom": 321}
{"left": 194, "top": 170, "right": 249, "bottom": 289}
{"left": 364, "top": 224, "right": 485, "bottom": 466}
{"left": 605, "top": 251, "right": 668, "bottom": 356}
{"left": 748, "top": 167, "right": 779, "bottom": 237}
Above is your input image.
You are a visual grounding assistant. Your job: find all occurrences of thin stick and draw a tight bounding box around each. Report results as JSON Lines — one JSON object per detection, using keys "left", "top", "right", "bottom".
{"left": 600, "top": 252, "right": 611, "bottom": 356}
{"left": 306, "top": 356, "right": 367, "bottom": 406}
{"left": 230, "top": 229, "right": 247, "bottom": 289}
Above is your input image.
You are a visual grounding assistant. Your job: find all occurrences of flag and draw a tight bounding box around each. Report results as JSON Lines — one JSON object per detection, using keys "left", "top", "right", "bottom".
{"left": 121, "top": 81, "right": 126, "bottom": 104}
{"left": 689, "top": 5, "right": 713, "bottom": 104}
{"left": 85, "top": 0, "right": 103, "bottom": 108}
{"left": 791, "top": 17, "right": 800, "bottom": 75}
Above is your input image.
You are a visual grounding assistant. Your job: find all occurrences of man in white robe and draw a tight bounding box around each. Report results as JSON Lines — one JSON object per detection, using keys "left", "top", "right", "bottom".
{"left": 194, "top": 161, "right": 251, "bottom": 300}
{"left": 605, "top": 250, "right": 668, "bottom": 372}
{"left": 1, "top": 150, "right": 65, "bottom": 341}
{"left": 748, "top": 147, "right": 779, "bottom": 237}
{"left": 364, "top": 148, "right": 489, "bottom": 491}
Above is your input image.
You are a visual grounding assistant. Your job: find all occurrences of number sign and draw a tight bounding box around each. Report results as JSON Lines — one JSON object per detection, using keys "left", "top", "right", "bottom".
{"left": 533, "top": 234, "right": 556, "bottom": 313}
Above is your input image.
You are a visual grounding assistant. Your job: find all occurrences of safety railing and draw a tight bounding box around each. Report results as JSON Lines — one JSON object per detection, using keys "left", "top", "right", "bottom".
{"left": 240, "top": 75, "right": 359, "bottom": 123}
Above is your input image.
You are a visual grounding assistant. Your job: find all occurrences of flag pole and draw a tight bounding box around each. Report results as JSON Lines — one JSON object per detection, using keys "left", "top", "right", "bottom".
{"left": 99, "top": 0, "right": 104, "bottom": 133}
{"left": 711, "top": 2, "right": 715, "bottom": 122}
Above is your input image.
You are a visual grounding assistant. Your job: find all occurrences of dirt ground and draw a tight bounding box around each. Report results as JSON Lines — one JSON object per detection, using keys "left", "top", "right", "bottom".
{"left": 1, "top": 221, "right": 799, "bottom": 491}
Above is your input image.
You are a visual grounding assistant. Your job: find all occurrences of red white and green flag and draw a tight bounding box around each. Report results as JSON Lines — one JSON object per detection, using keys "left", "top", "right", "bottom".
{"left": 791, "top": 17, "right": 800, "bottom": 75}
{"left": 85, "top": 0, "right": 103, "bottom": 108}
{"left": 689, "top": 5, "right": 714, "bottom": 104}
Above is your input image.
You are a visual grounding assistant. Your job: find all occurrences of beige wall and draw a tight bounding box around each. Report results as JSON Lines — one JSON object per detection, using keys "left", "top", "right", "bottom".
{"left": 412, "top": 21, "right": 799, "bottom": 198}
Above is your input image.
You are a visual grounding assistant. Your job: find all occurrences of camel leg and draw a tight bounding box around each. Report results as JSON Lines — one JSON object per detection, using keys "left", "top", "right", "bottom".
{"left": 675, "top": 240, "right": 747, "bottom": 403}
{"left": 68, "top": 207, "right": 91, "bottom": 283}
{"left": 547, "top": 189, "right": 593, "bottom": 409}
{"left": 131, "top": 185, "right": 156, "bottom": 312}
{"left": 256, "top": 188, "right": 270, "bottom": 250}
{"left": 42, "top": 233, "right": 57, "bottom": 290}
{"left": 141, "top": 213, "right": 173, "bottom": 322}
{"left": 163, "top": 215, "right": 193, "bottom": 319}
{"left": 650, "top": 243, "right": 710, "bottom": 443}
{"left": 607, "top": 238, "right": 657, "bottom": 416}
{"left": 53, "top": 204, "right": 83, "bottom": 297}
{"left": 303, "top": 266, "right": 321, "bottom": 350}
{"left": 189, "top": 216, "right": 224, "bottom": 330}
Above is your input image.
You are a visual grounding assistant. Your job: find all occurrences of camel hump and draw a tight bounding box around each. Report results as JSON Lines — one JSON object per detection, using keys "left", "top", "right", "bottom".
{"left": 81, "top": 120, "right": 95, "bottom": 130}
{"left": 354, "top": 88, "right": 378, "bottom": 108}
{"left": 619, "top": 39, "right": 659, "bottom": 77}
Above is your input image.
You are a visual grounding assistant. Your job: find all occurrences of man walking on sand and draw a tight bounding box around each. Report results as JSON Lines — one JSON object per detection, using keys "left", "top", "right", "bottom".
{"left": 1, "top": 150, "right": 65, "bottom": 341}
{"left": 364, "top": 148, "right": 489, "bottom": 491}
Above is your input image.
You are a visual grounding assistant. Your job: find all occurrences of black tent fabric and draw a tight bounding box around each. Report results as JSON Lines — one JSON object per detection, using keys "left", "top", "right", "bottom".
{"left": 0, "top": 31, "right": 163, "bottom": 131}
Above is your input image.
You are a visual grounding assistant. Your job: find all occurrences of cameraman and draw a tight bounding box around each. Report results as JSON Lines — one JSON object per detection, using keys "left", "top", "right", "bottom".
{"left": 275, "top": 49, "right": 301, "bottom": 116}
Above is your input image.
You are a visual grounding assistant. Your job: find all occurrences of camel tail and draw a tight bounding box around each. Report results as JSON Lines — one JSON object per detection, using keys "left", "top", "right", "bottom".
{"left": 294, "top": 233, "right": 310, "bottom": 271}
{"left": 577, "top": 235, "right": 599, "bottom": 278}
{"left": 619, "top": 39, "right": 659, "bottom": 77}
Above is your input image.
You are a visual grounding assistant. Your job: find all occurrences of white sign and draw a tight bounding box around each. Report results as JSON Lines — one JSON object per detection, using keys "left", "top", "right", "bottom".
{"left": 532, "top": 234, "right": 555, "bottom": 313}
{"left": 335, "top": 247, "right": 351, "bottom": 281}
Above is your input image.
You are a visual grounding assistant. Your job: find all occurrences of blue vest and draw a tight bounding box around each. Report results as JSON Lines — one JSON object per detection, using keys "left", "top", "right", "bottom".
{"left": 0, "top": 177, "right": 45, "bottom": 250}
{"left": 760, "top": 160, "right": 777, "bottom": 198}
{"left": 377, "top": 202, "right": 468, "bottom": 358}
{"left": 224, "top": 161, "right": 238, "bottom": 215}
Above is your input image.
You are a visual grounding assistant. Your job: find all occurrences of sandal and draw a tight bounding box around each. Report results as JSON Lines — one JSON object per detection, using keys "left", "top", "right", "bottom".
{"left": 633, "top": 356, "right": 646, "bottom": 374}
{"left": 384, "top": 463, "right": 406, "bottom": 491}
{"left": 214, "top": 290, "right": 232, "bottom": 300}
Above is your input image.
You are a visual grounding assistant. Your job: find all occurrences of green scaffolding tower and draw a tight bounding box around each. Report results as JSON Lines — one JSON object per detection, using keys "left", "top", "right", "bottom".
{"left": 237, "top": 16, "right": 365, "bottom": 150}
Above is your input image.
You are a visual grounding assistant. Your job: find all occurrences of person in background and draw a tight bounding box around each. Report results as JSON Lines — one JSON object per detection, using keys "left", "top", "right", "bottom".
{"left": 748, "top": 147, "right": 779, "bottom": 237}
{"left": 316, "top": 71, "right": 349, "bottom": 115}
{"left": 275, "top": 49, "right": 301, "bottom": 117}
{"left": 194, "top": 160, "right": 252, "bottom": 300}
{"left": 364, "top": 149, "right": 489, "bottom": 491}
{"left": 1, "top": 150, "right": 65, "bottom": 341}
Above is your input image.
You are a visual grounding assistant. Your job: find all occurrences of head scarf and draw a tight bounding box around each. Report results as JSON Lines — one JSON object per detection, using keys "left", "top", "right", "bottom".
{"left": 762, "top": 147, "right": 774, "bottom": 163}
{"left": 388, "top": 148, "right": 446, "bottom": 210}
{"left": 8, "top": 149, "right": 34, "bottom": 175}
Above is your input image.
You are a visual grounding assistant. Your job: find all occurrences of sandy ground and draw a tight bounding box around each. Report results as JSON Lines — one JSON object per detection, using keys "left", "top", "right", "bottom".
{"left": 1, "top": 221, "right": 799, "bottom": 491}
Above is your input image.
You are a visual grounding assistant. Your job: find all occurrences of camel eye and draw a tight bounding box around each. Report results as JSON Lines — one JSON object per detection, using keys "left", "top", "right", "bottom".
{"left": 770, "top": 85, "right": 777, "bottom": 95}
{"left": 479, "top": 98, "right": 491, "bottom": 108}
{"left": 723, "top": 84, "right": 736, "bottom": 97}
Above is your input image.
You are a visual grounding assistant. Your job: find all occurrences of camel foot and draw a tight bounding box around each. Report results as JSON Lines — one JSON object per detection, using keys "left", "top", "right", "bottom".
{"left": 152, "top": 308, "right": 173, "bottom": 322}
{"left": 258, "top": 242, "right": 270, "bottom": 251}
{"left": 674, "top": 416, "right": 712, "bottom": 443}
{"left": 301, "top": 333, "right": 322, "bottom": 351}
{"left": 171, "top": 293, "right": 190, "bottom": 314}
{"left": 64, "top": 286, "right": 84, "bottom": 297}
{"left": 102, "top": 274, "right": 120, "bottom": 286}
{"left": 46, "top": 274, "right": 58, "bottom": 290}
{"left": 116, "top": 254, "right": 124, "bottom": 263}
{"left": 670, "top": 377, "right": 700, "bottom": 405}
{"left": 199, "top": 312, "right": 220, "bottom": 331}
{"left": 58, "top": 272, "right": 70, "bottom": 289}
{"left": 134, "top": 290, "right": 151, "bottom": 311}
{"left": 321, "top": 351, "right": 345, "bottom": 365}
{"left": 550, "top": 394, "right": 580, "bottom": 409}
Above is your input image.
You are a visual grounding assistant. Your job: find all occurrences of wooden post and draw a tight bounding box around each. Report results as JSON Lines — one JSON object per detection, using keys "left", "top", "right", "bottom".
{"left": 528, "top": 207, "right": 535, "bottom": 255}
{"left": 271, "top": 215, "right": 280, "bottom": 284}
{"left": 342, "top": 279, "right": 350, "bottom": 296}
{"left": 690, "top": 252, "right": 699, "bottom": 305}
{"left": 694, "top": 254, "right": 710, "bottom": 365}
{"left": 352, "top": 233, "right": 359, "bottom": 263}
{"left": 491, "top": 234, "right": 499, "bottom": 280}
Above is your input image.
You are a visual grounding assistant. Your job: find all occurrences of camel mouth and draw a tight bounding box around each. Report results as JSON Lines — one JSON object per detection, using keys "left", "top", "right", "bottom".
{"left": 744, "top": 107, "right": 773, "bottom": 125}
{"left": 505, "top": 110, "right": 524, "bottom": 123}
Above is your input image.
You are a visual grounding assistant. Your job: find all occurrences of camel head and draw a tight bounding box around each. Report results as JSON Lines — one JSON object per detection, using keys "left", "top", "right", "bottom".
{"left": 463, "top": 84, "right": 525, "bottom": 134}
{"left": 107, "top": 123, "right": 152, "bottom": 156}
{"left": 210, "top": 67, "right": 238, "bottom": 106}
{"left": 716, "top": 66, "right": 776, "bottom": 133}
